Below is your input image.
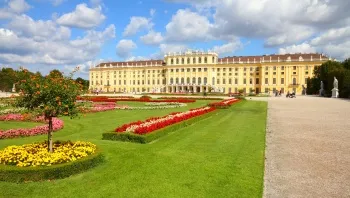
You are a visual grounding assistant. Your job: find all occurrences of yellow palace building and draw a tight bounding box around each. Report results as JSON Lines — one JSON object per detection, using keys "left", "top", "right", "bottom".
{"left": 89, "top": 50, "right": 329, "bottom": 95}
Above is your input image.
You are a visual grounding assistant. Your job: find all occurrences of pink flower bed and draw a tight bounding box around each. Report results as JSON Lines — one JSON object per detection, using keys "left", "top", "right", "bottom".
{"left": 91, "top": 102, "right": 116, "bottom": 112}
{"left": 0, "top": 114, "right": 64, "bottom": 139}
{"left": 115, "top": 107, "right": 215, "bottom": 135}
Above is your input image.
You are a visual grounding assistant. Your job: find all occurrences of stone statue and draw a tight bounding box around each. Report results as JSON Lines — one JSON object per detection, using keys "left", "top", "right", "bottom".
{"left": 333, "top": 77, "right": 338, "bottom": 89}
{"left": 319, "top": 81, "right": 324, "bottom": 96}
{"left": 332, "top": 76, "right": 339, "bottom": 98}
{"left": 11, "top": 83, "right": 16, "bottom": 93}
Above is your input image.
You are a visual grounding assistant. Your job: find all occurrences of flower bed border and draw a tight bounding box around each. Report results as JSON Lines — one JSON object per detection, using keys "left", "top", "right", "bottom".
{"left": 0, "top": 149, "right": 104, "bottom": 183}
{"left": 102, "top": 110, "right": 216, "bottom": 144}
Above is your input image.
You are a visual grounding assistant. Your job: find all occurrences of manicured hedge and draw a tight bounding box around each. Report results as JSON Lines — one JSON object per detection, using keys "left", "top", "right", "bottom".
{"left": 0, "top": 149, "right": 104, "bottom": 183}
{"left": 102, "top": 111, "right": 217, "bottom": 143}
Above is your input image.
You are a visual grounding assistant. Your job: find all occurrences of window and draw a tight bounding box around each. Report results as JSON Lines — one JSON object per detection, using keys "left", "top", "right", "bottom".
{"left": 229, "top": 79, "right": 232, "bottom": 84}
{"left": 223, "top": 79, "right": 226, "bottom": 84}
{"left": 217, "top": 79, "right": 220, "bottom": 84}
{"left": 212, "top": 77, "right": 215, "bottom": 85}
{"left": 229, "top": 73, "right": 232, "bottom": 76}
{"left": 265, "top": 78, "right": 268, "bottom": 84}
{"left": 204, "top": 68, "right": 207, "bottom": 72}
{"left": 281, "top": 78, "right": 284, "bottom": 84}
{"left": 305, "top": 71, "right": 309, "bottom": 75}
{"left": 198, "top": 68, "right": 202, "bottom": 72}
{"left": 305, "top": 66, "right": 308, "bottom": 70}
{"left": 235, "top": 78, "right": 238, "bottom": 84}
{"left": 265, "top": 72, "right": 268, "bottom": 75}
{"left": 193, "top": 68, "right": 196, "bottom": 72}
{"left": 148, "top": 80, "right": 150, "bottom": 84}
{"left": 170, "top": 78, "right": 173, "bottom": 84}
{"left": 250, "top": 78, "right": 252, "bottom": 84}
{"left": 187, "top": 77, "right": 190, "bottom": 84}
{"left": 256, "top": 78, "right": 259, "bottom": 84}
{"left": 192, "top": 77, "right": 196, "bottom": 84}
{"left": 171, "top": 59, "right": 174, "bottom": 64}
{"left": 217, "top": 68, "right": 220, "bottom": 72}
{"left": 235, "top": 68, "right": 238, "bottom": 71}
{"left": 114, "top": 80, "right": 116, "bottom": 85}
{"left": 133, "top": 80, "right": 135, "bottom": 85}
{"left": 91, "top": 81, "right": 94, "bottom": 85}
{"left": 281, "top": 72, "right": 285, "bottom": 75}
{"left": 273, "top": 72, "right": 276, "bottom": 75}
{"left": 223, "top": 68, "right": 226, "bottom": 72}
{"left": 198, "top": 77, "right": 202, "bottom": 84}
{"left": 181, "top": 58, "right": 184, "bottom": 64}
{"left": 176, "top": 69, "right": 179, "bottom": 72}
{"left": 171, "top": 69, "right": 173, "bottom": 72}
{"left": 181, "top": 78, "right": 184, "bottom": 84}
{"left": 204, "top": 57, "right": 207, "bottom": 63}
{"left": 193, "top": 57, "right": 196, "bottom": 64}
{"left": 293, "top": 72, "right": 296, "bottom": 75}
{"left": 293, "top": 78, "right": 297, "bottom": 85}
{"left": 199, "top": 57, "right": 202, "bottom": 63}
{"left": 175, "top": 78, "right": 179, "bottom": 84}
{"left": 204, "top": 77, "right": 207, "bottom": 85}
{"left": 138, "top": 80, "right": 140, "bottom": 85}
{"left": 124, "top": 80, "right": 126, "bottom": 85}
{"left": 217, "top": 73, "right": 220, "bottom": 76}
{"left": 293, "top": 66, "right": 297, "bottom": 70}
{"left": 229, "top": 68, "right": 232, "bottom": 72}
{"left": 273, "top": 66, "right": 276, "bottom": 70}
{"left": 176, "top": 58, "right": 179, "bottom": 64}
{"left": 243, "top": 78, "right": 246, "bottom": 84}
{"left": 265, "top": 66, "right": 268, "bottom": 71}
{"left": 244, "top": 68, "right": 247, "bottom": 71}
{"left": 235, "top": 73, "right": 238, "bottom": 76}
{"left": 187, "top": 68, "right": 190, "bottom": 72}
{"left": 273, "top": 78, "right": 276, "bottom": 84}
{"left": 265, "top": 88, "right": 269, "bottom": 93}
{"left": 212, "top": 57, "right": 215, "bottom": 63}
{"left": 256, "top": 67, "right": 260, "bottom": 71}
{"left": 119, "top": 80, "right": 121, "bottom": 85}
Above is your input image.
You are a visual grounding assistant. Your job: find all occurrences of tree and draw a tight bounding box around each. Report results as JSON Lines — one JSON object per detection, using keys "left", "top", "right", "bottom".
{"left": 16, "top": 67, "right": 83, "bottom": 152}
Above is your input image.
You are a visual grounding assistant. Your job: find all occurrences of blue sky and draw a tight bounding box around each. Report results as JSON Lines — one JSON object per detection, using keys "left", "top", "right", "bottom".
{"left": 0, "top": 0, "right": 349, "bottom": 79}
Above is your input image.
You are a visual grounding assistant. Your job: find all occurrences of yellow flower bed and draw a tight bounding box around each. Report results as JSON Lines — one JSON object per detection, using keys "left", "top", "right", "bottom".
{"left": 0, "top": 141, "right": 96, "bottom": 167}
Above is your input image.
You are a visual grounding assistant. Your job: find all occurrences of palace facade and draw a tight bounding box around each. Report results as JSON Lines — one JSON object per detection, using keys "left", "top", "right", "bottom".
{"left": 89, "top": 51, "right": 329, "bottom": 94}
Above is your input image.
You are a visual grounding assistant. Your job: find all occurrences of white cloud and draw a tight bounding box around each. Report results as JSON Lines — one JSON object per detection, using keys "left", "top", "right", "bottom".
{"left": 140, "top": 31, "right": 163, "bottom": 45}
{"left": 0, "top": 0, "right": 31, "bottom": 19}
{"left": 126, "top": 56, "right": 148, "bottom": 61}
{"left": 159, "top": 43, "right": 187, "bottom": 54}
{"left": 278, "top": 43, "right": 316, "bottom": 54}
{"left": 150, "top": 9, "right": 156, "bottom": 17}
{"left": 165, "top": 9, "right": 212, "bottom": 42}
{"left": 310, "top": 26, "right": 350, "bottom": 46}
{"left": 57, "top": 3, "right": 106, "bottom": 29}
{"left": 8, "top": 14, "right": 71, "bottom": 42}
{"left": 123, "top": 17, "right": 153, "bottom": 36}
{"left": 51, "top": 0, "right": 66, "bottom": 6}
{"left": 212, "top": 40, "right": 243, "bottom": 54}
{"left": 116, "top": 40, "right": 137, "bottom": 58}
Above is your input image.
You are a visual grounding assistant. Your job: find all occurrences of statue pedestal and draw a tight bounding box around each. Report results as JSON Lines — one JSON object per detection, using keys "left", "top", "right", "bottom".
{"left": 332, "top": 88, "right": 339, "bottom": 98}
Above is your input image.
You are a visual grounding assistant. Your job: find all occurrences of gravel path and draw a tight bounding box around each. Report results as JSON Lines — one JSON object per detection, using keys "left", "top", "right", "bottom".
{"left": 264, "top": 96, "right": 350, "bottom": 198}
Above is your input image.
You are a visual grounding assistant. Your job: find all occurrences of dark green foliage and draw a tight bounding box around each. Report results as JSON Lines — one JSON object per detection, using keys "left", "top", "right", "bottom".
{"left": 0, "top": 150, "right": 103, "bottom": 183}
{"left": 102, "top": 111, "right": 216, "bottom": 143}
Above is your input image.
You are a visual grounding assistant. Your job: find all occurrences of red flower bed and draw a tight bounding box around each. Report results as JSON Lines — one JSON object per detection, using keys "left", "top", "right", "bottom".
{"left": 84, "top": 97, "right": 195, "bottom": 103}
{"left": 159, "top": 97, "right": 222, "bottom": 100}
{"left": 208, "top": 98, "right": 240, "bottom": 109}
{"left": 115, "top": 107, "right": 215, "bottom": 134}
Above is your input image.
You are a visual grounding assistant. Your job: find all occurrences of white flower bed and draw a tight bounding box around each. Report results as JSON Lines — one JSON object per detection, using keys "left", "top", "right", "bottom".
{"left": 0, "top": 107, "right": 26, "bottom": 115}
{"left": 116, "top": 103, "right": 186, "bottom": 110}
{"left": 0, "top": 103, "right": 9, "bottom": 108}
{"left": 145, "top": 102, "right": 181, "bottom": 106}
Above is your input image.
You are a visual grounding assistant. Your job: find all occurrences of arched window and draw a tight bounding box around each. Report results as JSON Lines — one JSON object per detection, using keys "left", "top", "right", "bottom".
{"left": 192, "top": 77, "right": 196, "bottom": 84}
{"left": 187, "top": 58, "right": 190, "bottom": 64}
{"left": 176, "top": 78, "right": 179, "bottom": 84}
{"left": 229, "top": 79, "right": 232, "bottom": 84}
{"left": 181, "top": 77, "right": 184, "bottom": 84}
{"left": 187, "top": 77, "right": 190, "bottom": 84}
{"left": 212, "top": 77, "right": 215, "bottom": 85}
{"left": 204, "top": 57, "right": 207, "bottom": 63}
{"left": 199, "top": 57, "right": 202, "bottom": 63}
{"left": 170, "top": 78, "right": 173, "bottom": 84}
{"left": 176, "top": 58, "right": 179, "bottom": 64}
{"left": 198, "top": 77, "right": 202, "bottom": 85}
{"left": 212, "top": 57, "right": 215, "bottom": 63}
{"left": 204, "top": 77, "right": 207, "bottom": 85}
{"left": 293, "top": 78, "right": 297, "bottom": 85}
{"left": 171, "top": 59, "right": 174, "bottom": 64}
{"left": 181, "top": 58, "right": 184, "bottom": 64}
{"left": 223, "top": 79, "right": 226, "bottom": 84}
{"left": 193, "top": 57, "right": 196, "bottom": 64}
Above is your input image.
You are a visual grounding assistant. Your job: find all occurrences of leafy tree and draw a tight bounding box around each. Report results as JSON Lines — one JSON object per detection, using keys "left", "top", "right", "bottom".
{"left": 75, "top": 77, "right": 89, "bottom": 91}
{"left": 343, "top": 58, "right": 350, "bottom": 70}
{"left": 48, "top": 69, "right": 64, "bottom": 79}
{"left": 16, "top": 67, "right": 83, "bottom": 152}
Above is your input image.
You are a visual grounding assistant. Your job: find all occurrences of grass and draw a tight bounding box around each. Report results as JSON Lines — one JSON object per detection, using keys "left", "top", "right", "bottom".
{"left": 0, "top": 100, "right": 267, "bottom": 198}
{"left": 117, "top": 101, "right": 148, "bottom": 107}
{"left": 0, "top": 121, "right": 44, "bottom": 130}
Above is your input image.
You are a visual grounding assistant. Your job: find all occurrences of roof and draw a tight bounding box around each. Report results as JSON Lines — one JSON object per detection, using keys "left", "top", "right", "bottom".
{"left": 218, "top": 53, "right": 328, "bottom": 63}
{"left": 96, "top": 60, "right": 164, "bottom": 68}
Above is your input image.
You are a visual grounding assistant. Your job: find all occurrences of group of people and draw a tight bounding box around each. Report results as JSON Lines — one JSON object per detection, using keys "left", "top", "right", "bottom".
{"left": 274, "top": 90, "right": 283, "bottom": 97}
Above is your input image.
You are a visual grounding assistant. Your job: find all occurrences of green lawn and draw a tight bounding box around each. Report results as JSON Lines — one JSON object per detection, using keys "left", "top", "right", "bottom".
{"left": 0, "top": 121, "right": 43, "bottom": 130}
{"left": 0, "top": 100, "right": 267, "bottom": 198}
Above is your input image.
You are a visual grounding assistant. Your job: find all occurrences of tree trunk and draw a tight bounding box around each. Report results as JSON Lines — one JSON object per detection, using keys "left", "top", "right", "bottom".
{"left": 48, "top": 117, "right": 53, "bottom": 153}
